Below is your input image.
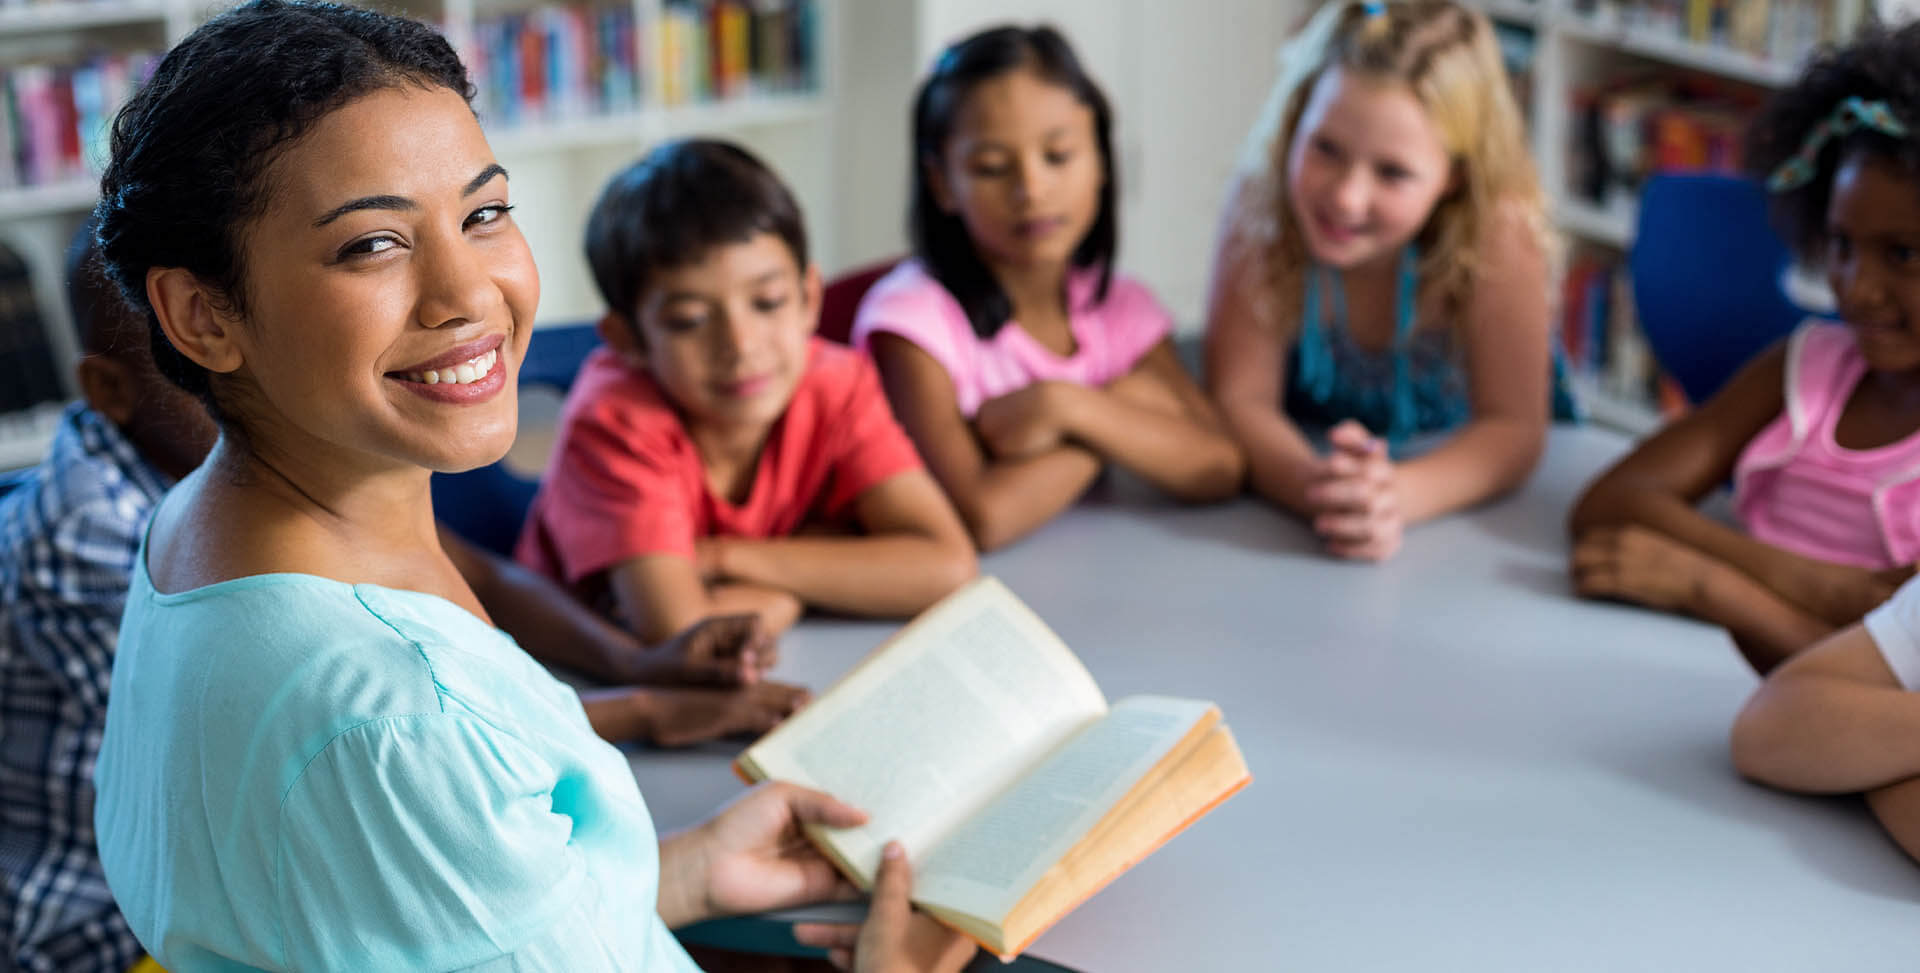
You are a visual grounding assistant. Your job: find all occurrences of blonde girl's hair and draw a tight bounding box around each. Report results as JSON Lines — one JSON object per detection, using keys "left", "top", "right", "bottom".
{"left": 1232, "top": 0, "right": 1550, "bottom": 330}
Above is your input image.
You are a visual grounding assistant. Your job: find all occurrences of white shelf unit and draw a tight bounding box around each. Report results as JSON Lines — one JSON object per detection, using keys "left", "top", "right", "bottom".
{"left": 0, "top": 0, "right": 173, "bottom": 33}
{"left": 1469, "top": 0, "right": 1846, "bottom": 434}
{"left": 0, "top": 0, "right": 836, "bottom": 469}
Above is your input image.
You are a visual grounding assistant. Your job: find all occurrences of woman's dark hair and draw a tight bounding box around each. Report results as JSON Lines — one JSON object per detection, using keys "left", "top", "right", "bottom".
{"left": 92, "top": 0, "right": 472, "bottom": 416}
{"left": 910, "top": 24, "right": 1117, "bottom": 339}
{"left": 584, "top": 137, "right": 809, "bottom": 326}
{"left": 1746, "top": 21, "right": 1920, "bottom": 261}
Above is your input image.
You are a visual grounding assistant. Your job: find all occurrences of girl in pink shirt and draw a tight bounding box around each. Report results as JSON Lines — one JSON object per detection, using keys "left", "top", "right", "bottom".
{"left": 853, "top": 26, "right": 1244, "bottom": 551}
{"left": 1572, "top": 29, "right": 1920, "bottom": 675}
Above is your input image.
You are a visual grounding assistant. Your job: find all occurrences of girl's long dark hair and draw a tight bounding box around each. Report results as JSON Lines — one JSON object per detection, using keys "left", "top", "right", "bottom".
{"left": 910, "top": 25, "right": 1117, "bottom": 339}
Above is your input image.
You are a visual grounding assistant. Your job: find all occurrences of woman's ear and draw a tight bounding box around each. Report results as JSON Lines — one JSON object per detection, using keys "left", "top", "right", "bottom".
{"left": 146, "top": 266, "right": 244, "bottom": 375}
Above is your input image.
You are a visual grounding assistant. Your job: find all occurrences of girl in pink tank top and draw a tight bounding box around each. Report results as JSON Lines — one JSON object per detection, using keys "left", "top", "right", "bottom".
{"left": 1569, "top": 43, "right": 1920, "bottom": 676}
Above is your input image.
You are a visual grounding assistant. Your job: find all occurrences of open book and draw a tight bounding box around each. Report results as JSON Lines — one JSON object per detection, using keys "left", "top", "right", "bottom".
{"left": 735, "top": 576, "right": 1250, "bottom": 958}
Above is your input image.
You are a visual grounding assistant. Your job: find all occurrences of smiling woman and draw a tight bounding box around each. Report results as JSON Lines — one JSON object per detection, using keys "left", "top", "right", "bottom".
{"left": 84, "top": 2, "right": 972, "bottom": 970}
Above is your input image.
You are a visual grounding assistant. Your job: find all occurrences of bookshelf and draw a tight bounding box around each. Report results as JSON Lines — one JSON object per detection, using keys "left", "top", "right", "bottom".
{"left": 1472, "top": 0, "right": 1862, "bottom": 436}
{"left": 0, "top": 0, "right": 834, "bottom": 469}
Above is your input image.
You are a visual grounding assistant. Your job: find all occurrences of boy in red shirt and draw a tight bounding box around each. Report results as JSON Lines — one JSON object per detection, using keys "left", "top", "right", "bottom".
{"left": 519, "top": 139, "right": 976, "bottom": 642}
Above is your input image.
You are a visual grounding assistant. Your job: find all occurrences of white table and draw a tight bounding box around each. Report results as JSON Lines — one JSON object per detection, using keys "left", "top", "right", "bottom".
{"left": 634, "top": 425, "right": 1920, "bottom": 971}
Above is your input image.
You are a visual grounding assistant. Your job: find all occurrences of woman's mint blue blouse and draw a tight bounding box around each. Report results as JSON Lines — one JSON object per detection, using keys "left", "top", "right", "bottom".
{"left": 93, "top": 541, "right": 703, "bottom": 972}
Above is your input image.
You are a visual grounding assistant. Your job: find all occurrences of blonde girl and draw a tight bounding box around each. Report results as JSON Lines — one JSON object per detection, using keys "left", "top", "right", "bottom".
{"left": 1205, "top": 0, "right": 1560, "bottom": 560}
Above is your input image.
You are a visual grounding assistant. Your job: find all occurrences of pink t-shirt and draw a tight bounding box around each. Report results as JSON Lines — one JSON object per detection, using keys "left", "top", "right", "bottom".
{"left": 1733, "top": 321, "right": 1920, "bottom": 570}
{"left": 850, "top": 259, "right": 1174, "bottom": 417}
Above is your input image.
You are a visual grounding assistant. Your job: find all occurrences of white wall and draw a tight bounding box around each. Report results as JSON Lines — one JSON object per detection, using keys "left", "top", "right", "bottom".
{"left": 830, "top": 0, "right": 1306, "bottom": 331}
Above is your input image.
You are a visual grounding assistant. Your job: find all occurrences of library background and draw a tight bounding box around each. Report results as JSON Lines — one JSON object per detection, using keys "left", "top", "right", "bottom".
{"left": 0, "top": 0, "right": 1894, "bottom": 470}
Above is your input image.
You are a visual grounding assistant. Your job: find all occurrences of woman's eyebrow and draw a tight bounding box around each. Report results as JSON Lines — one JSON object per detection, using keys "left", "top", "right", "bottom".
{"left": 311, "top": 165, "right": 509, "bottom": 228}
{"left": 464, "top": 163, "right": 508, "bottom": 196}
{"left": 313, "top": 194, "right": 412, "bottom": 228}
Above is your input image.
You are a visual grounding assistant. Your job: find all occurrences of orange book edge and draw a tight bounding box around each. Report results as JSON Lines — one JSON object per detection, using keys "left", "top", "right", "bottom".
{"left": 732, "top": 756, "right": 1252, "bottom": 962}
{"left": 997, "top": 770, "right": 1253, "bottom": 959}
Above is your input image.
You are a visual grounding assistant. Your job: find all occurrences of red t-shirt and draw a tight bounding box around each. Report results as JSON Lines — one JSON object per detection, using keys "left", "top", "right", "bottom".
{"left": 516, "top": 337, "right": 924, "bottom": 602}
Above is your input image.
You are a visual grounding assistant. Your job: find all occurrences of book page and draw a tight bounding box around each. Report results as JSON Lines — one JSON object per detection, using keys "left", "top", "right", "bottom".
{"left": 909, "top": 696, "right": 1216, "bottom": 921}
{"left": 740, "top": 578, "right": 1109, "bottom": 877}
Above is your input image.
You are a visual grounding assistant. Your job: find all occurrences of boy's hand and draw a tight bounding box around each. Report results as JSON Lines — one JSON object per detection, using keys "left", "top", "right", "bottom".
{"left": 654, "top": 613, "right": 777, "bottom": 685}
{"left": 1571, "top": 524, "right": 1716, "bottom": 612}
{"left": 643, "top": 683, "right": 811, "bottom": 748}
{"left": 1305, "top": 420, "right": 1403, "bottom": 561}
{"left": 976, "top": 382, "right": 1082, "bottom": 459}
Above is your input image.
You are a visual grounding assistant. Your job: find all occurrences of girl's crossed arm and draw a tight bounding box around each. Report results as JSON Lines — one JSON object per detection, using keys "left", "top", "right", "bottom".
{"left": 870, "top": 332, "right": 1105, "bottom": 551}
{"left": 1569, "top": 342, "right": 1903, "bottom": 637}
{"left": 1038, "top": 339, "right": 1246, "bottom": 502}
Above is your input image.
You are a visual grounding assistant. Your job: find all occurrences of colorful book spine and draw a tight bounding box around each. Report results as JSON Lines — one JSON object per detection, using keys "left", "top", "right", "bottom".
{"left": 1606, "top": 0, "right": 1868, "bottom": 63}
{"left": 0, "top": 51, "right": 157, "bottom": 191}
{"left": 463, "top": 0, "right": 814, "bottom": 126}
{"left": 469, "top": 4, "right": 640, "bottom": 129}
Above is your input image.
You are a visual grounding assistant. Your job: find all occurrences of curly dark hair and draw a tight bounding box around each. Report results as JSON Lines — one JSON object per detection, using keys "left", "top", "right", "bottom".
{"left": 92, "top": 0, "right": 472, "bottom": 418}
{"left": 1745, "top": 21, "right": 1920, "bottom": 260}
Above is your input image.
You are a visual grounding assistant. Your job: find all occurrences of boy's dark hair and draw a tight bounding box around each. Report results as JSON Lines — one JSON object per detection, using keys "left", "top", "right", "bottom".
{"left": 65, "top": 216, "right": 138, "bottom": 359}
{"left": 1746, "top": 21, "right": 1920, "bottom": 260}
{"left": 584, "top": 138, "right": 809, "bottom": 324}
{"left": 92, "top": 0, "right": 472, "bottom": 419}
{"left": 910, "top": 24, "right": 1117, "bottom": 340}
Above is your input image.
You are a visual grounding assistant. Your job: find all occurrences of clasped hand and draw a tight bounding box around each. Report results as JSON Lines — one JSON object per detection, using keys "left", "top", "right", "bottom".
{"left": 1303, "top": 420, "right": 1403, "bottom": 561}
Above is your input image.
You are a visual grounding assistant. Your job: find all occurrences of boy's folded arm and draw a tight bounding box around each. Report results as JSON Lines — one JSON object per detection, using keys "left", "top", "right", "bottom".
{"left": 1061, "top": 340, "right": 1246, "bottom": 502}
{"left": 439, "top": 525, "right": 656, "bottom": 683}
{"left": 609, "top": 554, "right": 745, "bottom": 645}
{"left": 708, "top": 471, "right": 978, "bottom": 616}
{"left": 1731, "top": 623, "right": 1920, "bottom": 793}
{"left": 868, "top": 331, "right": 1101, "bottom": 551}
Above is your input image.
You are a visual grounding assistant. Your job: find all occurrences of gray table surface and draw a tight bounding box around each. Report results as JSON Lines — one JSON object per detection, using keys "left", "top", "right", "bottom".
{"left": 629, "top": 425, "right": 1920, "bottom": 971}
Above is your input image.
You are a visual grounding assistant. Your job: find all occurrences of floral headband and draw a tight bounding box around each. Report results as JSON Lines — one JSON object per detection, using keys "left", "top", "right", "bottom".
{"left": 1767, "top": 97, "right": 1911, "bottom": 192}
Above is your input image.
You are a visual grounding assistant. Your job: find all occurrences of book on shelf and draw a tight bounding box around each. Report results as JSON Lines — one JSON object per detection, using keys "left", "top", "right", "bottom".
{"left": 656, "top": 0, "right": 817, "bottom": 106}
{"left": 1559, "top": 248, "right": 1685, "bottom": 423}
{"left": 0, "top": 51, "right": 156, "bottom": 193}
{"left": 466, "top": 0, "right": 818, "bottom": 128}
{"left": 1569, "top": 73, "right": 1760, "bottom": 205}
{"left": 469, "top": 5, "right": 641, "bottom": 128}
{"left": 734, "top": 576, "right": 1251, "bottom": 960}
{"left": 1574, "top": 0, "right": 1871, "bottom": 63}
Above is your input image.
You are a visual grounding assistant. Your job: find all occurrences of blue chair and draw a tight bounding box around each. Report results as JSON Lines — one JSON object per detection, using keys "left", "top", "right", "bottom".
{"left": 1629, "top": 173, "right": 1812, "bottom": 406}
{"left": 431, "top": 322, "right": 603, "bottom": 557}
